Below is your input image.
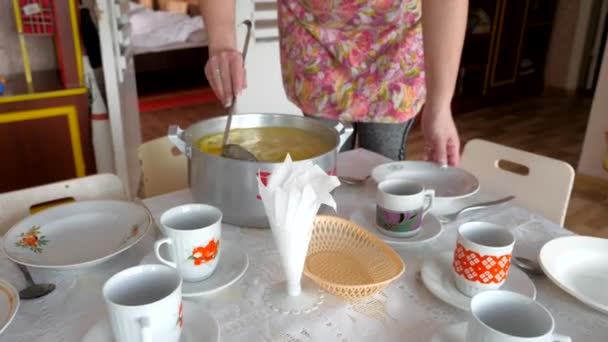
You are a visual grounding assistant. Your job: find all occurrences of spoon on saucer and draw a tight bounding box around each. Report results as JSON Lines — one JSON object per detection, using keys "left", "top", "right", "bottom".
{"left": 437, "top": 196, "right": 515, "bottom": 223}
{"left": 512, "top": 256, "right": 544, "bottom": 276}
{"left": 16, "top": 263, "right": 55, "bottom": 299}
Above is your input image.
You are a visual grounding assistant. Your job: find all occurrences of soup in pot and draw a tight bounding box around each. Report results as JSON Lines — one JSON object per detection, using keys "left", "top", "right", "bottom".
{"left": 195, "top": 127, "right": 334, "bottom": 162}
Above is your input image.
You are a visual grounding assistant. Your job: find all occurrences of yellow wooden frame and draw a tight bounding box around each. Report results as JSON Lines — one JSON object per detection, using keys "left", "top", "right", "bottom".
{"left": 10, "top": 0, "right": 84, "bottom": 93}
{"left": 484, "top": 0, "right": 531, "bottom": 92}
{"left": 12, "top": 0, "right": 33, "bottom": 93}
{"left": 0, "top": 106, "right": 86, "bottom": 177}
{"left": 68, "top": 0, "right": 84, "bottom": 86}
{"left": 0, "top": 87, "right": 87, "bottom": 105}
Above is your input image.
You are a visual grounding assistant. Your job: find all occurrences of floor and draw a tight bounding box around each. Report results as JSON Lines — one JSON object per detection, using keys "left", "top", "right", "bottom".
{"left": 140, "top": 94, "right": 608, "bottom": 237}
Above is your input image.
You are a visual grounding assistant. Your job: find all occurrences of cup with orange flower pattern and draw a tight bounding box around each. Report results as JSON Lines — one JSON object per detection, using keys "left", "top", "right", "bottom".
{"left": 155, "top": 204, "right": 222, "bottom": 282}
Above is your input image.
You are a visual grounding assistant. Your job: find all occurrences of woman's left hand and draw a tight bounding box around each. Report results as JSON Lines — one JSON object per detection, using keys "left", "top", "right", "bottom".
{"left": 421, "top": 106, "right": 461, "bottom": 167}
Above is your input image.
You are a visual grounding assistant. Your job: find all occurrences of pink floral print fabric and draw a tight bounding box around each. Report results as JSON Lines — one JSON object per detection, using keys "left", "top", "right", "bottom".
{"left": 278, "top": 0, "right": 426, "bottom": 123}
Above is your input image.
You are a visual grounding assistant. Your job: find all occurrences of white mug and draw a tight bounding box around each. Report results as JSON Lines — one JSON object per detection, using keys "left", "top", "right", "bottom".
{"left": 452, "top": 221, "right": 515, "bottom": 297}
{"left": 376, "top": 180, "right": 434, "bottom": 238}
{"left": 103, "top": 264, "right": 183, "bottom": 342}
{"left": 155, "top": 204, "right": 222, "bottom": 282}
{"left": 467, "top": 291, "right": 571, "bottom": 341}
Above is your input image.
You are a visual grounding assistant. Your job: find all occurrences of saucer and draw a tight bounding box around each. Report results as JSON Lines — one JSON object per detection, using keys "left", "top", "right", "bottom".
{"left": 140, "top": 241, "right": 249, "bottom": 297}
{"left": 350, "top": 204, "right": 443, "bottom": 246}
{"left": 421, "top": 251, "right": 536, "bottom": 311}
{"left": 429, "top": 322, "right": 468, "bottom": 342}
{"left": 82, "top": 302, "right": 220, "bottom": 342}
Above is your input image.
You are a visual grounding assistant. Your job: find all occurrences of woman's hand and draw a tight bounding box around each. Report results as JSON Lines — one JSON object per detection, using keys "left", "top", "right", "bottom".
{"left": 204, "top": 49, "right": 246, "bottom": 108}
{"left": 421, "top": 106, "right": 460, "bottom": 167}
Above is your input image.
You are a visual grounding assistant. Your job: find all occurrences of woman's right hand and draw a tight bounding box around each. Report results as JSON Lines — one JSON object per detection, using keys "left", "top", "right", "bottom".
{"left": 204, "top": 49, "right": 247, "bottom": 108}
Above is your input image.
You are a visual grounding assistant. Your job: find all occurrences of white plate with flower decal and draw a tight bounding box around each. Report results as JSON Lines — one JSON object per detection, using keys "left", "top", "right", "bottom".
{"left": 3, "top": 200, "right": 151, "bottom": 270}
{"left": 0, "top": 279, "right": 19, "bottom": 335}
{"left": 82, "top": 301, "right": 220, "bottom": 342}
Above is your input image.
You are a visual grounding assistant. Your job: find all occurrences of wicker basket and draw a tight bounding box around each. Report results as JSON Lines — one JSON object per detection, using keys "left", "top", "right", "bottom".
{"left": 303, "top": 215, "right": 406, "bottom": 300}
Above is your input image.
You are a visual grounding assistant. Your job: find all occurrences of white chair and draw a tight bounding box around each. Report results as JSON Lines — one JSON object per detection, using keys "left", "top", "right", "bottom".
{"left": 460, "top": 139, "right": 575, "bottom": 226}
{"left": 0, "top": 173, "right": 126, "bottom": 234}
{"left": 138, "top": 137, "right": 188, "bottom": 198}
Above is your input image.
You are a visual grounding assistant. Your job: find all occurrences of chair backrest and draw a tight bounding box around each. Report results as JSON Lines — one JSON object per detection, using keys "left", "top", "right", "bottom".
{"left": 138, "top": 136, "right": 188, "bottom": 198}
{"left": 0, "top": 173, "right": 126, "bottom": 234}
{"left": 460, "top": 139, "right": 575, "bottom": 226}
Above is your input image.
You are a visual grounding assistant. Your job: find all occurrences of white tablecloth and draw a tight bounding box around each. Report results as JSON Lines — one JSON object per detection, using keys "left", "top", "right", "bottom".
{"left": 2, "top": 150, "right": 608, "bottom": 341}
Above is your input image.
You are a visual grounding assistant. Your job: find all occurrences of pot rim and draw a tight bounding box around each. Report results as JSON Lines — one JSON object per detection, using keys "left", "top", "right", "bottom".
{"left": 183, "top": 113, "right": 342, "bottom": 164}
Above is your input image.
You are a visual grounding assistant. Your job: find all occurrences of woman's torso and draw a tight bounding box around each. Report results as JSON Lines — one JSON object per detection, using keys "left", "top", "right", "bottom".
{"left": 278, "top": 0, "right": 426, "bottom": 123}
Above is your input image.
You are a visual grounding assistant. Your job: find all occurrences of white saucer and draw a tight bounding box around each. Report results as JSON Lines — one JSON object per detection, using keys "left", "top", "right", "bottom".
{"left": 82, "top": 302, "right": 220, "bottom": 342}
{"left": 421, "top": 251, "right": 536, "bottom": 311}
{"left": 350, "top": 204, "right": 443, "bottom": 246}
{"left": 429, "top": 322, "right": 468, "bottom": 342}
{"left": 140, "top": 241, "right": 248, "bottom": 297}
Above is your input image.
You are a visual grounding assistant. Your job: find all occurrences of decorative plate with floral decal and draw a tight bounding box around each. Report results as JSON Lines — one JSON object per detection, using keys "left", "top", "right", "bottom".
{"left": 0, "top": 279, "right": 19, "bottom": 335}
{"left": 3, "top": 200, "right": 151, "bottom": 270}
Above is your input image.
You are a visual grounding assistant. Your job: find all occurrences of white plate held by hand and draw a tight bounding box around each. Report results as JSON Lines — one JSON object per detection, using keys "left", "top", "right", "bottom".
{"left": 421, "top": 251, "right": 536, "bottom": 311}
{"left": 141, "top": 241, "right": 249, "bottom": 297}
{"left": 3, "top": 201, "right": 151, "bottom": 270}
{"left": 540, "top": 236, "right": 608, "bottom": 314}
{"left": 371, "top": 161, "right": 479, "bottom": 199}
{"left": 350, "top": 204, "right": 442, "bottom": 246}
{"left": 82, "top": 302, "right": 220, "bottom": 342}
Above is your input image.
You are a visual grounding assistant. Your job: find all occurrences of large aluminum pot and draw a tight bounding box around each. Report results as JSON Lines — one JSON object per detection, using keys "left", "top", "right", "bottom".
{"left": 168, "top": 113, "right": 353, "bottom": 228}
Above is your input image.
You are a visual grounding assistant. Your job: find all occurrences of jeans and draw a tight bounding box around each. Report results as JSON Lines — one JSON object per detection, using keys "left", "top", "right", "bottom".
{"left": 309, "top": 116, "right": 416, "bottom": 161}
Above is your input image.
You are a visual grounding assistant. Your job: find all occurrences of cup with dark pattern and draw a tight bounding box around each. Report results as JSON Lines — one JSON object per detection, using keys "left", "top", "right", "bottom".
{"left": 375, "top": 179, "right": 434, "bottom": 238}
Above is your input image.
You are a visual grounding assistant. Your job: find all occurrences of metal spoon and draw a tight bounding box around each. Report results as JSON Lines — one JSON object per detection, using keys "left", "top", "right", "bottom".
{"left": 16, "top": 263, "right": 55, "bottom": 299}
{"left": 437, "top": 196, "right": 515, "bottom": 223}
{"left": 513, "top": 256, "right": 544, "bottom": 276}
{"left": 338, "top": 175, "right": 370, "bottom": 185}
{"left": 221, "top": 20, "right": 257, "bottom": 162}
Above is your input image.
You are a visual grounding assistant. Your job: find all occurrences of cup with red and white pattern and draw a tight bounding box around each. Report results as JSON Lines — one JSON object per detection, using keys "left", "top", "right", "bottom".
{"left": 452, "top": 221, "right": 516, "bottom": 297}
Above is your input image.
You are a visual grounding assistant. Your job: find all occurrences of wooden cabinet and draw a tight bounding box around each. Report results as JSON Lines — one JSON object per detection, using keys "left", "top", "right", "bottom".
{"left": 454, "top": 0, "right": 557, "bottom": 112}
{"left": 0, "top": 87, "right": 95, "bottom": 193}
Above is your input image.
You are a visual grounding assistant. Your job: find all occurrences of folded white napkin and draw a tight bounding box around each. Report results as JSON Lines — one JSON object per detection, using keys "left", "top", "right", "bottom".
{"left": 257, "top": 155, "right": 340, "bottom": 295}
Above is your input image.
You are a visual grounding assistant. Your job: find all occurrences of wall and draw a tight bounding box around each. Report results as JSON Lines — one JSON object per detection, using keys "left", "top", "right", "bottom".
{"left": 578, "top": 40, "right": 608, "bottom": 180}
{"left": 544, "top": 0, "right": 594, "bottom": 91}
{"left": 0, "top": 1, "right": 57, "bottom": 75}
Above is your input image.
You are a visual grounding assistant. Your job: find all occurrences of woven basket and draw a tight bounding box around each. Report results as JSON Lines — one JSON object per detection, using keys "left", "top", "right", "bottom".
{"left": 303, "top": 215, "right": 406, "bottom": 300}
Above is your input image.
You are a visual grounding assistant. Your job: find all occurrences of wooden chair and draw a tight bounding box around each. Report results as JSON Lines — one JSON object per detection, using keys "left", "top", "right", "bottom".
{"left": 460, "top": 139, "right": 575, "bottom": 226}
{"left": 138, "top": 136, "right": 188, "bottom": 198}
{"left": 0, "top": 174, "right": 126, "bottom": 234}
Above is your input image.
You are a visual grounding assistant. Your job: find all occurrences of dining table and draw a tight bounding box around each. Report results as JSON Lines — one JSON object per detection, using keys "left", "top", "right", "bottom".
{"left": 1, "top": 149, "right": 607, "bottom": 341}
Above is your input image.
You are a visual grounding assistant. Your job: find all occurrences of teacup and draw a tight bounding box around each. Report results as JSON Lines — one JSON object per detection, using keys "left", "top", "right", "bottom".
{"left": 155, "top": 204, "right": 222, "bottom": 282}
{"left": 376, "top": 179, "right": 434, "bottom": 238}
{"left": 452, "top": 221, "right": 515, "bottom": 297}
{"left": 103, "top": 264, "right": 183, "bottom": 342}
{"left": 467, "top": 290, "right": 571, "bottom": 341}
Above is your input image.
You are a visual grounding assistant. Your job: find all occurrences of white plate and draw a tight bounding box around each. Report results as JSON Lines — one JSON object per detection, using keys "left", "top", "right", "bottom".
{"left": 539, "top": 236, "right": 608, "bottom": 314}
{"left": 350, "top": 204, "right": 443, "bottom": 246}
{"left": 82, "top": 302, "right": 220, "bottom": 342}
{"left": 429, "top": 322, "right": 468, "bottom": 342}
{"left": 371, "top": 161, "right": 479, "bottom": 199}
{"left": 140, "top": 241, "right": 249, "bottom": 297}
{"left": 421, "top": 251, "right": 536, "bottom": 311}
{"left": 3, "top": 201, "right": 151, "bottom": 270}
{"left": 0, "top": 279, "right": 19, "bottom": 335}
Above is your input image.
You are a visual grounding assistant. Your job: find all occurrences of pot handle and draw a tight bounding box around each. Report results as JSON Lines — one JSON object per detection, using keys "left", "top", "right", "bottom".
{"left": 168, "top": 125, "right": 191, "bottom": 158}
{"left": 334, "top": 121, "right": 354, "bottom": 151}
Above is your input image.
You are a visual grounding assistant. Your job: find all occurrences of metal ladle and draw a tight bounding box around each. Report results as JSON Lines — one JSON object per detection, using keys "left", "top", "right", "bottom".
{"left": 221, "top": 20, "right": 258, "bottom": 162}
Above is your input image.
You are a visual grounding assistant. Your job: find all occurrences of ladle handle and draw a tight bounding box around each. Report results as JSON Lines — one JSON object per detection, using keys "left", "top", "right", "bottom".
{"left": 221, "top": 20, "right": 253, "bottom": 149}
